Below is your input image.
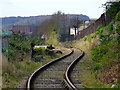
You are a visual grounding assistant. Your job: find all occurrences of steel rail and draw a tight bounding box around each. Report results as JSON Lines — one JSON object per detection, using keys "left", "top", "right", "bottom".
{"left": 64, "top": 49, "right": 84, "bottom": 90}
{"left": 26, "top": 48, "right": 74, "bottom": 90}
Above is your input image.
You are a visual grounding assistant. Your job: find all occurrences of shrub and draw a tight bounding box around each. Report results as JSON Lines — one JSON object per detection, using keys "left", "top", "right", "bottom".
{"left": 90, "top": 33, "right": 96, "bottom": 38}
{"left": 72, "top": 40, "right": 77, "bottom": 44}
{"left": 107, "top": 21, "right": 114, "bottom": 35}
{"left": 116, "top": 10, "right": 120, "bottom": 21}
{"left": 33, "top": 48, "right": 43, "bottom": 55}
{"left": 88, "top": 35, "right": 91, "bottom": 44}
{"left": 116, "top": 24, "right": 120, "bottom": 35}
{"left": 83, "top": 36, "right": 88, "bottom": 41}
{"left": 2, "top": 48, "right": 7, "bottom": 53}
{"left": 45, "top": 48, "right": 53, "bottom": 55}
{"left": 105, "top": 2, "right": 120, "bottom": 19}
{"left": 8, "top": 49, "right": 15, "bottom": 57}
{"left": 90, "top": 45, "right": 108, "bottom": 62}
{"left": 96, "top": 25, "right": 103, "bottom": 35}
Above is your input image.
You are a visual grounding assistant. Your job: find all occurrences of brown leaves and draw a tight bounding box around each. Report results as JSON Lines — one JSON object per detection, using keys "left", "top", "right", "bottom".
{"left": 100, "top": 64, "right": 119, "bottom": 84}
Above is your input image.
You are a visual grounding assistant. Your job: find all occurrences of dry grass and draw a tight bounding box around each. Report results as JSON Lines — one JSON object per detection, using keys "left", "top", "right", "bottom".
{"left": 2, "top": 56, "right": 42, "bottom": 88}
{"left": 0, "top": 54, "right": 8, "bottom": 88}
{"left": 72, "top": 33, "right": 99, "bottom": 53}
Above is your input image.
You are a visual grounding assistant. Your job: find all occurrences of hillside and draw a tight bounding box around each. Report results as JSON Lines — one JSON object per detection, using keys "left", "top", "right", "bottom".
{"left": 1, "top": 15, "right": 51, "bottom": 31}
{"left": 1, "top": 14, "right": 90, "bottom": 31}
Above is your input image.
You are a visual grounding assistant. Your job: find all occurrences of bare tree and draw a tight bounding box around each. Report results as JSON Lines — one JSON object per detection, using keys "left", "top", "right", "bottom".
{"left": 36, "top": 11, "right": 69, "bottom": 37}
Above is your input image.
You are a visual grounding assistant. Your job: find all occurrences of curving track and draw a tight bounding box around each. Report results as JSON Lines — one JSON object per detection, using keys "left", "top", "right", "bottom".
{"left": 64, "top": 49, "right": 85, "bottom": 89}
{"left": 27, "top": 48, "right": 83, "bottom": 89}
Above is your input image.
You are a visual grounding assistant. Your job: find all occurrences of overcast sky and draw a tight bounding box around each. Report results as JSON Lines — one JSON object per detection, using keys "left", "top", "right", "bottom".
{"left": 0, "top": 0, "right": 110, "bottom": 18}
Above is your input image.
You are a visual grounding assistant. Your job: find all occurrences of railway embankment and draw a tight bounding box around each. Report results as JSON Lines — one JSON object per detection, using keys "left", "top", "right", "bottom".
{"left": 71, "top": 11, "right": 120, "bottom": 88}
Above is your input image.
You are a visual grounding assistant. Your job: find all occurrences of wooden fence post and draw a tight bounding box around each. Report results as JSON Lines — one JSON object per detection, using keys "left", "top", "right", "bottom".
{"left": 30, "top": 43, "right": 34, "bottom": 59}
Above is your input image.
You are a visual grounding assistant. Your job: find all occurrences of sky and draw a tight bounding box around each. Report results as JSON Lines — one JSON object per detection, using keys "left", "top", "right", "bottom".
{"left": 0, "top": 0, "right": 110, "bottom": 18}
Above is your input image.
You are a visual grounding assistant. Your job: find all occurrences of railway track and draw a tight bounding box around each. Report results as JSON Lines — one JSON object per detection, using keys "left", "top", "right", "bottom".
{"left": 26, "top": 48, "right": 84, "bottom": 89}
{"left": 64, "top": 49, "right": 84, "bottom": 89}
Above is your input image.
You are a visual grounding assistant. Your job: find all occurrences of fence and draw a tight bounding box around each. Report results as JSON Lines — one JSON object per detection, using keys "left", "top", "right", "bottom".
{"left": 75, "top": 13, "right": 112, "bottom": 40}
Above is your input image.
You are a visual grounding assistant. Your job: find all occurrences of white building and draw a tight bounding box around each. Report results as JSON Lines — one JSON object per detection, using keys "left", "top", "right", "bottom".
{"left": 70, "top": 27, "right": 79, "bottom": 36}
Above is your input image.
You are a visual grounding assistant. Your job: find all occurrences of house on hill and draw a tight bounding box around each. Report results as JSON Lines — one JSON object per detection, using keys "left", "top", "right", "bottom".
{"left": 69, "top": 25, "right": 80, "bottom": 41}
{"left": 12, "top": 25, "right": 37, "bottom": 35}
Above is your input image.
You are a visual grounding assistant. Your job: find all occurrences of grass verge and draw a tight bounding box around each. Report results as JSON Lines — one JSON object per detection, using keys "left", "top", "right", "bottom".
{"left": 2, "top": 50, "right": 63, "bottom": 88}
